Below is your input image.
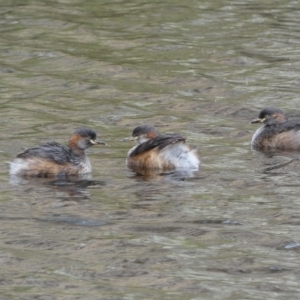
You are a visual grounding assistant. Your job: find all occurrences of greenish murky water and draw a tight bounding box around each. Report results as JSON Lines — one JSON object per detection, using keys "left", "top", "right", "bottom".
{"left": 1, "top": 0, "right": 300, "bottom": 299}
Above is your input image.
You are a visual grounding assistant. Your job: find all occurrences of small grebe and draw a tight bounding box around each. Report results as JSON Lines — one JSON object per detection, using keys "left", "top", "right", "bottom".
{"left": 125, "top": 125, "right": 200, "bottom": 170}
{"left": 251, "top": 107, "right": 300, "bottom": 150}
{"left": 10, "top": 128, "right": 106, "bottom": 177}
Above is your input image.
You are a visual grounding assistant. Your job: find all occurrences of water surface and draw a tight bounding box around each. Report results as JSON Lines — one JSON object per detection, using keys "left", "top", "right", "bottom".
{"left": 1, "top": 0, "right": 300, "bottom": 299}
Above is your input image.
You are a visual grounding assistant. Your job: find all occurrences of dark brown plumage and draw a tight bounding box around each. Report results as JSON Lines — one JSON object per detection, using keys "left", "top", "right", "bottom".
{"left": 126, "top": 125, "right": 200, "bottom": 171}
{"left": 10, "top": 128, "right": 106, "bottom": 177}
{"left": 251, "top": 107, "right": 300, "bottom": 150}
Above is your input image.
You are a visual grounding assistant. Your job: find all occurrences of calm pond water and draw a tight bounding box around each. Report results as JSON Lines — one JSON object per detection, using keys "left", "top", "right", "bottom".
{"left": 1, "top": 0, "right": 300, "bottom": 299}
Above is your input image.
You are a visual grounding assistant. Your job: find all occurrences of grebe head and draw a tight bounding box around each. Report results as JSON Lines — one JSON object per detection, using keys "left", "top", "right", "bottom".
{"left": 251, "top": 107, "right": 286, "bottom": 126}
{"left": 69, "top": 128, "right": 106, "bottom": 151}
{"left": 131, "top": 125, "right": 161, "bottom": 144}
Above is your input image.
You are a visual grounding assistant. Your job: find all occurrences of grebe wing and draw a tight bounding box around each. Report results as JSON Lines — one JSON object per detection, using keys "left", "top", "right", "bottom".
{"left": 129, "top": 134, "right": 185, "bottom": 157}
{"left": 280, "top": 119, "right": 300, "bottom": 132}
{"left": 17, "top": 142, "right": 72, "bottom": 165}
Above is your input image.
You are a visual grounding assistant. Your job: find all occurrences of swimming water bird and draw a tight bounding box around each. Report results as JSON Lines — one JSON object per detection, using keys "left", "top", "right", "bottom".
{"left": 9, "top": 128, "right": 106, "bottom": 177}
{"left": 125, "top": 125, "right": 200, "bottom": 171}
{"left": 251, "top": 107, "right": 300, "bottom": 150}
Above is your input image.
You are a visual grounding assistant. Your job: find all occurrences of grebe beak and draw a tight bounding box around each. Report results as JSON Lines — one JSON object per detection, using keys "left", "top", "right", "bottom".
{"left": 91, "top": 139, "right": 106, "bottom": 145}
{"left": 250, "top": 117, "right": 265, "bottom": 124}
{"left": 122, "top": 136, "right": 137, "bottom": 142}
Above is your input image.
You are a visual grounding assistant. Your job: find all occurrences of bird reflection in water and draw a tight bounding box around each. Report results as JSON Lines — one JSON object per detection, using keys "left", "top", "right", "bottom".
{"left": 127, "top": 167, "right": 200, "bottom": 182}
{"left": 10, "top": 174, "right": 105, "bottom": 202}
